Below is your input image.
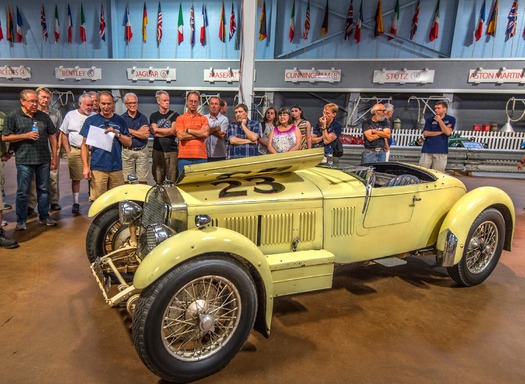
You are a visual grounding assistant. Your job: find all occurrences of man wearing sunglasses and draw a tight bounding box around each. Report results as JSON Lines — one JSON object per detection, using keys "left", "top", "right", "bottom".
{"left": 361, "top": 103, "right": 391, "bottom": 164}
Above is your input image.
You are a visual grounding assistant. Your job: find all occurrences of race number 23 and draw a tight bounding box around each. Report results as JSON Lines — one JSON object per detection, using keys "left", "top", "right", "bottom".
{"left": 212, "top": 176, "right": 285, "bottom": 198}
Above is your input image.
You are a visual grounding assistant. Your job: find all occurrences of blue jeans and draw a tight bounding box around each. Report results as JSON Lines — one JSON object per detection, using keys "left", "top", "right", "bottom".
{"left": 361, "top": 149, "right": 386, "bottom": 165}
{"left": 177, "top": 158, "right": 207, "bottom": 175}
{"left": 16, "top": 163, "right": 51, "bottom": 223}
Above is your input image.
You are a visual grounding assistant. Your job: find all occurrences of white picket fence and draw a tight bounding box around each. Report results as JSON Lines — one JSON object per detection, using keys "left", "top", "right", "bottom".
{"left": 342, "top": 128, "right": 525, "bottom": 150}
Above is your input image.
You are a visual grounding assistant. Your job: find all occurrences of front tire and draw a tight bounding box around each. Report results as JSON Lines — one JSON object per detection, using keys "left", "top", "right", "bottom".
{"left": 132, "top": 257, "right": 257, "bottom": 383}
{"left": 86, "top": 205, "right": 140, "bottom": 263}
{"left": 448, "top": 208, "right": 505, "bottom": 287}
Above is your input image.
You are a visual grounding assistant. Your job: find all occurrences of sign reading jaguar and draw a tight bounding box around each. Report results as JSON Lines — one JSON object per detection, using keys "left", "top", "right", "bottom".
{"left": 86, "top": 148, "right": 514, "bottom": 383}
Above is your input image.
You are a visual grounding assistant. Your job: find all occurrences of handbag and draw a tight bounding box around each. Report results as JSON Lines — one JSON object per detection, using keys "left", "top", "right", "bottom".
{"left": 332, "top": 137, "right": 344, "bottom": 157}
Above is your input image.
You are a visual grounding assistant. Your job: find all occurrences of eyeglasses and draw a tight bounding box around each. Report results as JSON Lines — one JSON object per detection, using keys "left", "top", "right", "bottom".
{"left": 376, "top": 109, "right": 386, "bottom": 113}
{"left": 24, "top": 99, "right": 38, "bottom": 104}
{"left": 187, "top": 100, "right": 199, "bottom": 104}
{"left": 125, "top": 102, "right": 137, "bottom": 105}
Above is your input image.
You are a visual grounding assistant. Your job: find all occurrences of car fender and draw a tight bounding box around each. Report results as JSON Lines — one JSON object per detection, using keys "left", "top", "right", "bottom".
{"left": 88, "top": 184, "right": 152, "bottom": 217}
{"left": 133, "top": 226, "right": 274, "bottom": 332}
{"left": 437, "top": 186, "right": 515, "bottom": 265}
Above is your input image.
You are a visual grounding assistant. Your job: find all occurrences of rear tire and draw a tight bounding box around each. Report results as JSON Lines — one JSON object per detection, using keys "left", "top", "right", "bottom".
{"left": 448, "top": 208, "right": 505, "bottom": 287}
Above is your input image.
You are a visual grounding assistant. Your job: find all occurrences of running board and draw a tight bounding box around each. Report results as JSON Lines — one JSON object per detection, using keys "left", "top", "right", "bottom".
{"left": 373, "top": 257, "right": 407, "bottom": 267}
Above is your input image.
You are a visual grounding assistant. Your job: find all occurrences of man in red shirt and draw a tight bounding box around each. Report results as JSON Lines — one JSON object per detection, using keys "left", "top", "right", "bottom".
{"left": 175, "top": 91, "right": 209, "bottom": 176}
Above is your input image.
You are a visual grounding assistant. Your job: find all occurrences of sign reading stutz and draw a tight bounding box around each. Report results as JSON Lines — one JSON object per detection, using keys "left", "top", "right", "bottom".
{"left": 127, "top": 67, "right": 175, "bottom": 82}
{"left": 0, "top": 65, "right": 31, "bottom": 79}
{"left": 55, "top": 66, "right": 102, "bottom": 81}
{"left": 285, "top": 68, "right": 341, "bottom": 83}
{"left": 373, "top": 69, "right": 435, "bottom": 84}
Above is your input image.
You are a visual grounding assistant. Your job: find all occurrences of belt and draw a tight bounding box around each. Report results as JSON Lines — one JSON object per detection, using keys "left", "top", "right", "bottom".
{"left": 125, "top": 145, "right": 147, "bottom": 151}
{"left": 365, "top": 147, "right": 385, "bottom": 152}
{"left": 70, "top": 145, "right": 81, "bottom": 150}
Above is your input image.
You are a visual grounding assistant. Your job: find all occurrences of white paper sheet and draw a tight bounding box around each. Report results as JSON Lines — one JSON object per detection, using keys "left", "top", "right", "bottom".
{"left": 85, "top": 125, "right": 115, "bottom": 152}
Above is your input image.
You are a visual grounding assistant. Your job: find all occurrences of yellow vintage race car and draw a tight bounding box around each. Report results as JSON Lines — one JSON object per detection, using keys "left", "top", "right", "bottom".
{"left": 86, "top": 148, "right": 514, "bottom": 383}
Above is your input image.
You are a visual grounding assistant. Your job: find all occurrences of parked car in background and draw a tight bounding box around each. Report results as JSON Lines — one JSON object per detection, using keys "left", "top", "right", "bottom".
{"left": 86, "top": 148, "right": 514, "bottom": 383}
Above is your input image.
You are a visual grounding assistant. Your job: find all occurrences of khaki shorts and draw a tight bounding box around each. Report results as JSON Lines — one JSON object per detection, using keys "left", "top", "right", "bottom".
{"left": 67, "top": 147, "right": 85, "bottom": 181}
{"left": 90, "top": 170, "right": 124, "bottom": 201}
{"left": 419, "top": 153, "right": 448, "bottom": 173}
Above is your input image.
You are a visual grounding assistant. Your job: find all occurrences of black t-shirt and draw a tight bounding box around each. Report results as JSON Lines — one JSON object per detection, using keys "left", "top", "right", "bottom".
{"left": 362, "top": 119, "right": 390, "bottom": 149}
{"left": 149, "top": 110, "right": 179, "bottom": 152}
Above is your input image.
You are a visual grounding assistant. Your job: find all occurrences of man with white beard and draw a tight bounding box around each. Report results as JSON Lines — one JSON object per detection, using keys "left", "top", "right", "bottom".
{"left": 360, "top": 103, "right": 391, "bottom": 164}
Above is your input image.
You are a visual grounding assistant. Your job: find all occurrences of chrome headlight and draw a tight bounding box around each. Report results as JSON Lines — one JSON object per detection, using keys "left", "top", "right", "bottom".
{"left": 119, "top": 200, "right": 143, "bottom": 225}
{"left": 139, "top": 223, "right": 176, "bottom": 257}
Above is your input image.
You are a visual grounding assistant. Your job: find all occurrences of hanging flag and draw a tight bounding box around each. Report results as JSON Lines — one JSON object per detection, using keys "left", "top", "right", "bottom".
{"left": 54, "top": 5, "right": 60, "bottom": 43}
{"left": 79, "top": 4, "right": 86, "bottom": 43}
{"left": 355, "top": 0, "right": 362, "bottom": 43}
{"left": 16, "top": 6, "right": 23, "bottom": 43}
{"left": 157, "top": 2, "right": 163, "bottom": 44}
{"left": 7, "top": 6, "right": 13, "bottom": 43}
{"left": 389, "top": 0, "right": 399, "bottom": 40}
{"left": 321, "top": 0, "right": 329, "bottom": 37}
{"left": 429, "top": 0, "right": 440, "bottom": 41}
{"left": 100, "top": 4, "right": 106, "bottom": 41}
{"left": 142, "top": 2, "right": 148, "bottom": 42}
{"left": 374, "top": 0, "right": 384, "bottom": 37}
{"left": 303, "top": 0, "right": 310, "bottom": 39}
{"left": 475, "top": 1, "right": 486, "bottom": 41}
{"left": 200, "top": 4, "right": 208, "bottom": 45}
{"left": 486, "top": 0, "right": 498, "bottom": 37}
{"left": 289, "top": 0, "right": 295, "bottom": 42}
{"left": 177, "top": 3, "right": 184, "bottom": 44}
{"left": 410, "top": 0, "right": 420, "bottom": 40}
{"left": 344, "top": 0, "right": 354, "bottom": 40}
{"left": 41, "top": 4, "right": 48, "bottom": 42}
{"left": 219, "top": 1, "right": 226, "bottom": 42}
{"left": 259, "top": 0, "right": 267, "bottom": 41}
{"left": 505, "top": 0, "right": 518, "bottom": 40}
{"left": 125, "top": 4, "right": 133, "bottom": 43}
{"left": 67, "top": 4, "right": 73, "bottom": 44}
{"left": 190, "top": 4, "right": 195, "bottom": 45}
{"left": 0, "top": 19, "right": 3, "bottom": 41}
{"left": 229, "top": 2, "right": 236, "bottom": 41}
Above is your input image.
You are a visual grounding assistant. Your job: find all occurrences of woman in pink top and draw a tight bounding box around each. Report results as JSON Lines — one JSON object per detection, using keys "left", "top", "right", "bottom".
{"left": 268, "top": 108, "right": 302, "bottom": 154}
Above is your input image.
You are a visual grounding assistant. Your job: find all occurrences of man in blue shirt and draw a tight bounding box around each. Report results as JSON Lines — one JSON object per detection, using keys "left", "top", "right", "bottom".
{"left": 80, "top": 91, "right": 132, "bottom": 201}
{"left": 227, "top": 104, "right": 260, "bottom": 158}
{"left": 312, "top": 103, "right": 343, "bottom": 165}
{"left": 419, "top": 101, "right": 456, "bottom": 173}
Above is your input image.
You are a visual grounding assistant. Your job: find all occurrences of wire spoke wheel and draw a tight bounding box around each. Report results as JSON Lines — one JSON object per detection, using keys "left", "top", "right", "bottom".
{"left": 465, "top": 221, "right": 498, "bottom": 275}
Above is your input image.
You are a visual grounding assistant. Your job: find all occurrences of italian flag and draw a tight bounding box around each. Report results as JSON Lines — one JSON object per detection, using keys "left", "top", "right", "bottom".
{"left": 389, "top": 0, "right": 399, "bottom": 40}
{"left": 177, "top": 3, "right": 184, "bottom": 44}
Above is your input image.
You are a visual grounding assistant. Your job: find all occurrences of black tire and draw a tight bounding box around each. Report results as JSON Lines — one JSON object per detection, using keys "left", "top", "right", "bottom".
{"left": 86, "top": 205, "right": 141, "bottom": 263}
{"left": 132, "top": 257, "right": 257, "bottom": 383}
{"left": 447, "top": 208, "right": 505, "bottom": 287}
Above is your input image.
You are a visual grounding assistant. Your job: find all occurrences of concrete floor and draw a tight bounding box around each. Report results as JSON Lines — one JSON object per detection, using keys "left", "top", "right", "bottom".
{"left": 1, "top": 160, "right": 525, "bottom": 384}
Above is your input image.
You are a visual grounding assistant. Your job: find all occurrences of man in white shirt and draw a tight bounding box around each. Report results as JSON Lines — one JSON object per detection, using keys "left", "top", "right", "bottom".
{"left": 59, "top": 94, "right": 94, "bottom": 215}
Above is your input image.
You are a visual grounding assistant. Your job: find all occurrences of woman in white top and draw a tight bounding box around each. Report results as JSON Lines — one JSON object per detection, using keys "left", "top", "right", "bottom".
{"left": 268, "top": 108, "right": 302, "bottom": 154}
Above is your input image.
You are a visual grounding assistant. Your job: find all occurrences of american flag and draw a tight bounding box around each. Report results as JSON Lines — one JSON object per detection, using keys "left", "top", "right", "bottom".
{"left": 157, "top": 2, "right": 162, "bottom": 44}
{"left": 100, "top": 4, "right": 106, "bottom": 41}
{"left": 190, "top": 4, "right": 195, "bottom": 45}
{"left": 41, "top": 4, "right": 48, "bottom": 42}
{"left": 303, "top": 0, "right": 310, "bottom": 39}
{"left": 410, "top": 0, "right": 419, "bottom": 40}
{"left": 344, "top": 0, "right": 354, "bottom": 40}
{"left": 506, "top": 0, "right": 518, "bottom": 40}
{"left": 229, "top": 2, "right": 236, "bottom": 41}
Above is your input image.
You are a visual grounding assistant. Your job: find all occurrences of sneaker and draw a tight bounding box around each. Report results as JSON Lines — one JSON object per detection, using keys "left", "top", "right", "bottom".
{"left": 1, "top": 220, "right": 7, "bottom": 227}
{"left": 39, "top": 218, "right": 57, "bottom": 227}
{"left": 15, "top": 222, "right": 27, "bottom": 231}
{"left": 3, "top": 203, "right": 12, "bottom": 210}
{"left": 0, "top": 229, "right": 19, "bottom": 249}
{"left": 27, "top": 207, "right": 35, "bottom": 216}
{"left": 50, "top": 204, "right": 62, "bottom": 211}
{"left": 72, "top": 203, "right": 80, "bottom": 215}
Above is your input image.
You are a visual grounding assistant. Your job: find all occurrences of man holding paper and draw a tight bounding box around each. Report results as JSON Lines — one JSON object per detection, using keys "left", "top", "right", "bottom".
{"left": 80, "top": 91, "right": 131, "bottom": 201}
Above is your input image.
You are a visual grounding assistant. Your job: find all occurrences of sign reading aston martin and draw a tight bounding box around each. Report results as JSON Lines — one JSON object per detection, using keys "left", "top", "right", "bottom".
{"left": 0, "top": 65, "right": 31, "bottom": 79}
{"left": 126, "top": 67, "right": 175, "bottom": 82}
{"left": 284, "top": 68, "right": 341, "bottom": 83}
{"left": 373, "top": 69, "right": 435, "bottom": 84}
{"left": 55, "top": 66, "right": 102, "bottom": 81}
{"left": 204, "top": 69, "right": 242, "bottom": 83}
{"left": 468, "top": 69, "right": 525, "bottom": 83}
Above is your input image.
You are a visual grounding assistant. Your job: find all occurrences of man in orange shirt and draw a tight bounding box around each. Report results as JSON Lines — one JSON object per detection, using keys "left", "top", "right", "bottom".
{"left": 175, "top": 91, "right": 210, "bottom": 176}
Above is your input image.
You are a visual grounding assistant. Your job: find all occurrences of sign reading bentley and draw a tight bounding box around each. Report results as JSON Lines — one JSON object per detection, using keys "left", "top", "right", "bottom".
{"left": 0, "top": 65, "right": 31, "bottom": 79}
{"left": 55, "top": 66, "right": 102, "bottom": 81}
{"left": 284, "top": 68, "right": 341, "bottom": 83}
{"left": 468, "top": 69, "right": 525, "bottom": 83}
{"left": 204, "top": 69, "right": 242, "bottom": 83}
{"left": 126, "top": 67, "right": 175, "bottom": 82}
{"left": 373, "top": 69, "right": 435, "bottom": 84}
